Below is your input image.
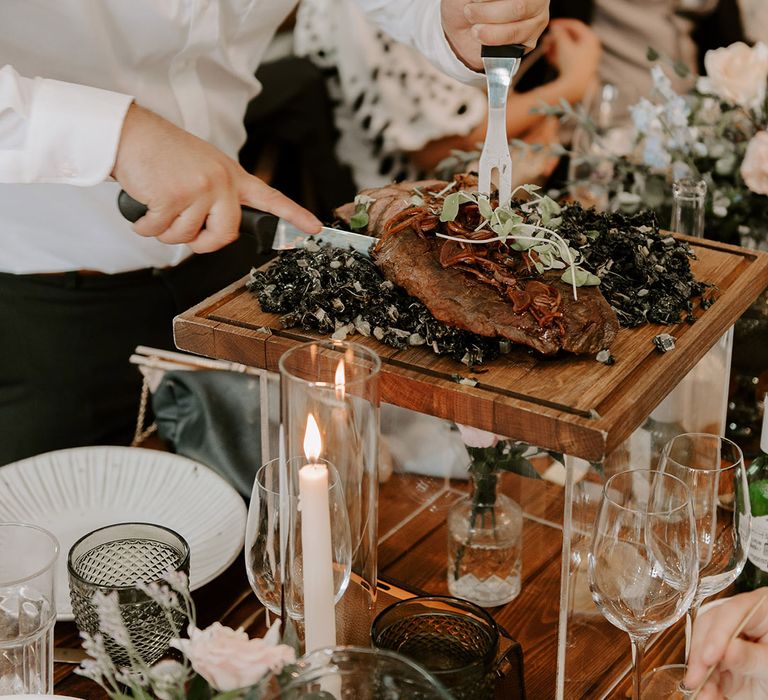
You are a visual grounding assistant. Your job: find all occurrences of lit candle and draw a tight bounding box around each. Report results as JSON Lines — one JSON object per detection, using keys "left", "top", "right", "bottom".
{"left": 335, "top": 359, "right": 345, "bottom": 401}
{"left": 300, "top": 413, "right": 337, "bottom": 652}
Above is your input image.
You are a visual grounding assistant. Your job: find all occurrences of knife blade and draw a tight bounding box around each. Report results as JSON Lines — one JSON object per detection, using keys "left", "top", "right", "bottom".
{"left": 117, "top": 190, "right": 375, "bottom": 256}
{"left": 272, "top": 219, "right": 375, "bottom": 256}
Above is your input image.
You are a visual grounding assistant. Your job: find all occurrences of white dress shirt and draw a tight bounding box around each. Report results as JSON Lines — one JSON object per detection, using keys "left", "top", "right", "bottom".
{"left": 0, "top": 0, "right": 479, "bottom": 274}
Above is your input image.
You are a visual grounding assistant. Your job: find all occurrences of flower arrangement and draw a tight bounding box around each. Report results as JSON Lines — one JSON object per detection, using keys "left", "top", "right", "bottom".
{"left": 623, "top": 41, "right": 768, "bottom": 248}
{"left": 447, "top": 425, "right": 549, "bottom": 605}
{"left": 76, "top": 571, "right": 295, "bottom": 700}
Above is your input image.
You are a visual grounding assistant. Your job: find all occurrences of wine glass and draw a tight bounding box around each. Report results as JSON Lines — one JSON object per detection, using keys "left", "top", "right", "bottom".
{"left": 647, "top": 433, "right": 750, "bottom": 692}
{"left": 588, "top": 469, "right": 698, "bottom": 700}
{"left": 245, "top": 458, "right": 352, "bottom": 618}
{"left": 642, "top": 664, "right": 693, "bottom": 699}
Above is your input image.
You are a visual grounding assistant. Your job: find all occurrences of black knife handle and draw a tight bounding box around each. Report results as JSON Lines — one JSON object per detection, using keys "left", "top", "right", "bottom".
{"left": 481, "top": 44, "right": 526, "bottom": 59}
{"left": 116, "top": 190, "right": 278, "bottom": 252}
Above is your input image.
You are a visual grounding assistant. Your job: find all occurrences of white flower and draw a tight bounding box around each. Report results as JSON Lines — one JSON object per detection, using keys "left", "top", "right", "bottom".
{"left": 741, "top": 131, "right": 768, "bottom": 195}
{"left": 663, "top": 96, "right": 691, "bottom": 130}
{"left": 171, "top": 621, "right": 295, "bottom": 692}
{"left": 696, "top": 96, "right": 722, "bottom": 125}
{"left": 630, "top": 98, "right": 660, "bottom": 135}
{"left": 693, "top": 142, "right": 708, "bottom": 158}
{"left": 162, "top": 570, "right": 189, "bottom": 594}
{"left": 651, "top": 65, "right": 676, "bottom": 101}
{"left": 138, "top": 580, "right": 178, "bottom": 609}
{"left": 672, "top": 161, "right": 692, "bottom": 181}
{"left": 456, "top": 424, "right": 504, "bottom": 448}
{"left": 93, "top": 591, "right": 130, "bottom": 648}
{"left": 703, "top": 41, "right": 768, "bottom": 110}
{"left": 149, "top": 659, "right": 189, "bottom": 700}
{"left": 642, "top": 135, "right": 672, "bottom": 170}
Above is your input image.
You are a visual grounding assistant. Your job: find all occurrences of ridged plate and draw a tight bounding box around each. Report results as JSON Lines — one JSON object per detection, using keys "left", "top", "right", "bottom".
{"left": 0, "top": 446, "right": 246, "bottom": 621}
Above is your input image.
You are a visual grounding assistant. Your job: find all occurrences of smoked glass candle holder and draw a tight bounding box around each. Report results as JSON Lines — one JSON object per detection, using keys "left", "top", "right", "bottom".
{"left": 371, "top": 596, "right": 525, "bottom": 700}
{"left": 279, "top": 340, "right": 380, "bottom": 645}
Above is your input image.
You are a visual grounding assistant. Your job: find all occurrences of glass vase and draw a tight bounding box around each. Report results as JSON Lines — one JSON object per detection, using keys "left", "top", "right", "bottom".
{"left": 447, "top": 472, "right": 523, "bottom": 607}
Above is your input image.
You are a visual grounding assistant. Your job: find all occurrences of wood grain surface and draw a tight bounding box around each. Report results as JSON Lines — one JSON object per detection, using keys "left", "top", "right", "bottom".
{"left": 52, "top": 472, "right": 695, "bottom": 700}
{"left": 173, "top": 236, "right": 768, "bottom": 461}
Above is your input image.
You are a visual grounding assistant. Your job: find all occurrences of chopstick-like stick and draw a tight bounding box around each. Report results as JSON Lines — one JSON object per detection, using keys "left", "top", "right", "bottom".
{"left": 690, "top": 592, "right": 768, "bottom": 699}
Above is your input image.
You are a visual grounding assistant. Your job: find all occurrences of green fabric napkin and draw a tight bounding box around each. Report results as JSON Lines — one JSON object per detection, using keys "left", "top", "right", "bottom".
{"left": 152, "top": 369, "right": 262, "bottom": 497}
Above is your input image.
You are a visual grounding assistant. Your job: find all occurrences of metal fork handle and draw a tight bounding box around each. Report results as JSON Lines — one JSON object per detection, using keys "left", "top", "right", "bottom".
{"left": 478, "top": 45, "right": 525, "bottom": 208}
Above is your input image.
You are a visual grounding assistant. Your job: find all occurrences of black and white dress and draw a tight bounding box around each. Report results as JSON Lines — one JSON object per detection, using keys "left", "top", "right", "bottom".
{"left": 294, "top": 0, "right": 486, "bottom": 189}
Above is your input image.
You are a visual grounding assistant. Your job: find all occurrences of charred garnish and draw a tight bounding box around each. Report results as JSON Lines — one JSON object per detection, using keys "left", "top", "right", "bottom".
{"left": 557, "top": 206, "right": 713, "bottom": 327}
{"left": 247, "top": 244, "right": 499, "bottom": 365}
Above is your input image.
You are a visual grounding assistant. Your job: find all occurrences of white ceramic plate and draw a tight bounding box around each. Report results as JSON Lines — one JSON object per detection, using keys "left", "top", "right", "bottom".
{"left": 1, "top": 696, "right": 81, "bottom": 699}
{"left": 0, "top": 446, "right": 246, "bottom": 621}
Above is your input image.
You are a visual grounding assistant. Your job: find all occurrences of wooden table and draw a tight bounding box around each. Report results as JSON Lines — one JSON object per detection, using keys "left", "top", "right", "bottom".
{"left": 54, "top": 237, "right": 765, "bottom": 698}
{"left": 53, "top": 471, "right": 689, "bottom": 699}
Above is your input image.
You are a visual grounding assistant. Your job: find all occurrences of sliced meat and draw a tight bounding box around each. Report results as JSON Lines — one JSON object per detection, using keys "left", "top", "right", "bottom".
{"left": 374, "top": 228, "right": 618, "bottom": 355}
{"left": 333, "top": 178, "right": 475, "bottom": 232}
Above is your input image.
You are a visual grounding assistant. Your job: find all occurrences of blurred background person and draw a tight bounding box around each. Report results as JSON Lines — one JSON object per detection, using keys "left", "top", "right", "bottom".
{"left": 293, "top": 0, "right": 601, "bottom": 190}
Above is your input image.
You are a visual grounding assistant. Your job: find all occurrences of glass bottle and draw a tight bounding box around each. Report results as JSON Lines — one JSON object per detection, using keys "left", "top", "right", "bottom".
{"left": 670, "top": 178, "right": 707, "bottom": 238}
{"left": 447, "top": 471, "right": 523, "bottom": 607}
{"left": 737, "top": 394, "right": 768, "bottom": 591}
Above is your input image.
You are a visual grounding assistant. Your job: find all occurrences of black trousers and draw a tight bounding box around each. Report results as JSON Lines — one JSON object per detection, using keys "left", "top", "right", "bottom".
{"left": 0, "top": 237, "right": 271, "bottom": 465}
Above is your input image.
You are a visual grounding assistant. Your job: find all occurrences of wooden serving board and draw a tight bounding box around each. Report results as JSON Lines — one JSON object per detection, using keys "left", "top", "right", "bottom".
{"left": 174, "top": 236, "right": 768, "bottom": 461}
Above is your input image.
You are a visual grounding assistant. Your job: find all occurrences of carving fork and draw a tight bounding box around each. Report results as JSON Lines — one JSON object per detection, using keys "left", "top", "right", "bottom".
{"left": 478, "top": 44, "right": 526, "bottom": 208}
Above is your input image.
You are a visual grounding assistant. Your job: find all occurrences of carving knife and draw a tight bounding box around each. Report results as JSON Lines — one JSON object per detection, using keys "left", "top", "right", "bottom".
{"left": 117, "top": 190, "right": 376, "bottom": 256}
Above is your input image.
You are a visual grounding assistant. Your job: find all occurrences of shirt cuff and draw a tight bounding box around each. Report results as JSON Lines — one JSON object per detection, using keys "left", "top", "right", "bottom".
{"left": 416, "top": 0, "right": 486, "bottom": 88}
{"left": 25, "top": 78, "right": 133, "bottom": 186}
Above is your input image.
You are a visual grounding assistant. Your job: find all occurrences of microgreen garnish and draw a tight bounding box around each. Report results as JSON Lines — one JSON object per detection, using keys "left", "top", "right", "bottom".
{"left": 435, "top": 184, "right": 599, "bottom": 300}
{"left": 349, "top": 194, "right": 375, "bottom": 231}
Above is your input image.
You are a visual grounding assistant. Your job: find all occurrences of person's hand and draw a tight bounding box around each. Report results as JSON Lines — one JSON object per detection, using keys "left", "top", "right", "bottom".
{"left": 441, "top": 0, "right": 549, "bottom": 71}
{"left": 685, "top": 590, "right": 768, "bottom": 700}
{"left": 544, "top": 18, "right": 601, "bottom": 104}
{"left": 112, "top": 104, "right": 322, "bottom": 253}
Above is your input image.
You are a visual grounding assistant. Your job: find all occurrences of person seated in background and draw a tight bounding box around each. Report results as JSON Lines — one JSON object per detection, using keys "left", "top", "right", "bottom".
{"left": 294, "top": 0, "right": 601, "bottom": 190}
{"left": 685, "top": 588, "right": 768, "bottom": 699}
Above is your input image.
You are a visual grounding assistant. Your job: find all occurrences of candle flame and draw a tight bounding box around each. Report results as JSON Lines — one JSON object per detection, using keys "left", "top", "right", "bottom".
{"left": 303, "top": 413, "right": 322, "bottom": 461}
{"left": 335, "top": 360, "right": 345, "bottom": 399}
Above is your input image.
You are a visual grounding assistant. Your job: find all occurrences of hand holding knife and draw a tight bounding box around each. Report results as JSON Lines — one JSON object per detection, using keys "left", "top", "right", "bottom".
{"left": 117, "top": 190, "right": 376, "bottom": 256}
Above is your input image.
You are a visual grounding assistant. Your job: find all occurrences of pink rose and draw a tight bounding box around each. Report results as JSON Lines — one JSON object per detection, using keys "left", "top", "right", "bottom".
{"left": 702, "top": 42, "right": 768, "bottom": 110}
{"left": 741, "top": 131, "right": 768, "bottom": 195}
{"left": 171, "top": 622, "right": 295, "bottom": 692}
{"left": 456, "top": 423, "right": 505, "bottom": 448}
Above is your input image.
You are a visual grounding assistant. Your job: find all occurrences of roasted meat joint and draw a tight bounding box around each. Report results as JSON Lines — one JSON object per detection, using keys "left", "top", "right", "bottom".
{"left": 249, "top": 176, "right": 712, "bottom": 364}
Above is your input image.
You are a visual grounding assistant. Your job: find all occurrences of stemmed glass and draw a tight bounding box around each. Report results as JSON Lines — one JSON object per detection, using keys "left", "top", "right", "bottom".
{"left": 589, "top": 470, "right": 699, "bottom": 700}
{"left": 245, "top": 458, "right": 352, "bottom": 619}
{"left": 646, "top": 433, "right": 750, "bottom": 693}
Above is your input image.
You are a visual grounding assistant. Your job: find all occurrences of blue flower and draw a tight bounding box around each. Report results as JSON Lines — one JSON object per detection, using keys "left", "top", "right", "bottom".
{"left": 643, "top": 136, "right": 672, "bottom": 169}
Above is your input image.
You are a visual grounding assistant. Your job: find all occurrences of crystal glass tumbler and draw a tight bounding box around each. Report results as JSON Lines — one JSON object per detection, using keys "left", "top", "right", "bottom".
{"left": 68, "top": 522, "right": 190, "bottom": 666}
{"left": 0, "top": 522, "right": 58, "bottom": 694}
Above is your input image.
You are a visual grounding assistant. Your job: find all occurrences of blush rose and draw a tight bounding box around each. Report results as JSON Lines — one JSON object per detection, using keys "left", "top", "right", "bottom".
{"left": 702, "top": 42, "right": 768, "bottom": 110}
{"left": 741, "top": 131, "right": 768, "bottom": 196}
{"left": 171, "top": 621, "right": 295, "bottom": 692}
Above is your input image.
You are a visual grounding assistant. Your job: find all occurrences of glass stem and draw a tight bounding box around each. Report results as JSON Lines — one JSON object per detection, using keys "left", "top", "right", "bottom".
{"left": 684, "top": 595, "right": 703, "bottom": 662}
{"left": 629, "top": 634, "right": 649, "bottom": 700}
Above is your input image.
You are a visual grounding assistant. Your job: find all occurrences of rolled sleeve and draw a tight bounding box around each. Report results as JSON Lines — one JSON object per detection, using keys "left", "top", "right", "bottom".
{"left": 358, "top": 0, "right": 486, "bottom": 87}
{"left": 0, "top": 65, "right": 133, "bottom": 186}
